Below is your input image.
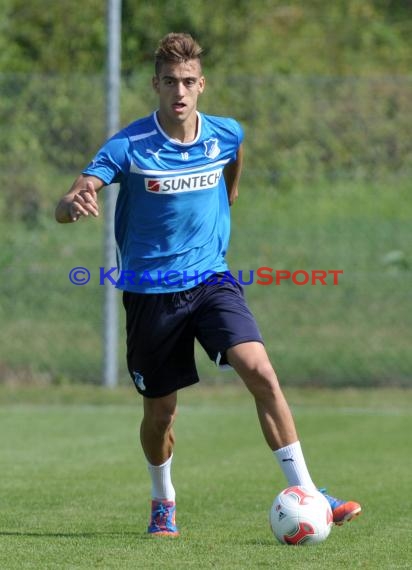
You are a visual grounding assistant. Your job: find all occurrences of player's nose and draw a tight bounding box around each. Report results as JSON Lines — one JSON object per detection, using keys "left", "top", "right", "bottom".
{"left": 175, "top": 80, "right": 186, "bottom": 96}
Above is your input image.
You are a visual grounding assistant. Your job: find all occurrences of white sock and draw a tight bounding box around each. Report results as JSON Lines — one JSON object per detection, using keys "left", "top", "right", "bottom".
{"left": 147, "top": 454, "right": 176, "bottom": 501}
{"left": 273, "top": 441, "right": 316, "bottom": 490}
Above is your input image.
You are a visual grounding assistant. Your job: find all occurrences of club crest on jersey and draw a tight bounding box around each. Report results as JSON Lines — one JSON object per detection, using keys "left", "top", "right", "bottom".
{"left": 204, "top": 138, "right": 220, "bottom": 159}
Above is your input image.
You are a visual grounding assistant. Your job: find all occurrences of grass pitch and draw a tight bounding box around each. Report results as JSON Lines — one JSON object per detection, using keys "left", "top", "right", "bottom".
{"left": 0, "top": 385, "right": 411, "bottom": 569}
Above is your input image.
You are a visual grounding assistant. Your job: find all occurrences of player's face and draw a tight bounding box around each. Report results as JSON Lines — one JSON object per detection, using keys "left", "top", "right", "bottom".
{"left": 153, "top": 60, "right": 205, "bottom": 129}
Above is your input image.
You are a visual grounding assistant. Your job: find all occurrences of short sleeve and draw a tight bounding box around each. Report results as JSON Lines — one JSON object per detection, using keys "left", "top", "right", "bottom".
{"left": 82, "top": 131, "right": 130, "bottom": 185}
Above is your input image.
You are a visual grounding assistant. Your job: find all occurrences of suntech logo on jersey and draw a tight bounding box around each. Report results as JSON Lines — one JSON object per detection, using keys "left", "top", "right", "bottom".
{"left": 145, "top": 168, "right": 222, "bottom": 194}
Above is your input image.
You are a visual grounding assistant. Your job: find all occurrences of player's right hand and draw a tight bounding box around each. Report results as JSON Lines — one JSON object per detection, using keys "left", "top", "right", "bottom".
{"left": 69, "top": 180, "right": 99, "bottom": 221}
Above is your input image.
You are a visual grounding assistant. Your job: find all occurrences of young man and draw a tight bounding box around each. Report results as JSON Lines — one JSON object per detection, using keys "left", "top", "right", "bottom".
{"left": 55, "top": 33, "right": 361, "bottom": 536}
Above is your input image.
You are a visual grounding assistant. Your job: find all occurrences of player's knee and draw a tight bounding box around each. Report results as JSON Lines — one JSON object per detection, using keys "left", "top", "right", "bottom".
{"left": 143, "top": 390, "right": 177, "bottom": 431}
{"left": 248, "top": 359, "right": 276, "bottom": 382}
{"left": 146, "top": 406, "right": 177, "bottom": 434}
{"left": 242, "top": 361, "right": 281, "bottom": 398}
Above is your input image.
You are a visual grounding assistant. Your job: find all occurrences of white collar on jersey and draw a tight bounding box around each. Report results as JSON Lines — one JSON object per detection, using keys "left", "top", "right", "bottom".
{"left": 153, "top": 111, "right": 202, "bottom": 146}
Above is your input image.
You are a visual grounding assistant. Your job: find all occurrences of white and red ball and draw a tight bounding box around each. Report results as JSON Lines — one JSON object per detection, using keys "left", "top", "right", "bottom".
{"left": 270, "top": 486, "right": 333, "bottom": 545}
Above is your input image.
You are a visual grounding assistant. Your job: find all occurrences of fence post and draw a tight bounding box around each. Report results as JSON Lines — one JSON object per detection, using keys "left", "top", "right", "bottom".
{"left": 103, "top": 0, "right": 121, "bottom": 388}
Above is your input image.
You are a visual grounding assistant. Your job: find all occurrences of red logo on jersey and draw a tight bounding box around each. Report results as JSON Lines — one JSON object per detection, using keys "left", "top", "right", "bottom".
{"left": 147, "top": 180, "right": 161, "bottom": 192}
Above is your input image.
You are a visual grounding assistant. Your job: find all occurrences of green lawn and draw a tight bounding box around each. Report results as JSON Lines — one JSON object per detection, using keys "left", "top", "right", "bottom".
{"left": 0, "top": 385, "right": 411, "bottom": 569}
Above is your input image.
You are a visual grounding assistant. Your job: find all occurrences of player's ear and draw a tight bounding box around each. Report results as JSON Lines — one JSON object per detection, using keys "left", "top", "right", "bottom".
{"left": 198, "top": 76, "right": 205, "bottom": 94}
{"left": 152, "top": 75, "right": 159, "bottom": 93}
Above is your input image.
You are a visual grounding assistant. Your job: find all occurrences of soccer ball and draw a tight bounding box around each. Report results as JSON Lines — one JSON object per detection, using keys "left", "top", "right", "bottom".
{"left": 270, "top": 486, "right": 333, "bottom": 545}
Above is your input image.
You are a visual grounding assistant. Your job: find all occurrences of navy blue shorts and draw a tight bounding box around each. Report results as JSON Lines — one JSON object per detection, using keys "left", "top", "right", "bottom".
{"left": 122, "top": 273, "right": 263, "bottom": 398}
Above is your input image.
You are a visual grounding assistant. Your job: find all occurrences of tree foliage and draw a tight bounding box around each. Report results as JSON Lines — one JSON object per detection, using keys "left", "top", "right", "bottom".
{"left": 0, "top": 0, "right": 411, "bottom": 221}
{"left": 0, "top": 0, "right": 411, "bottom": 75}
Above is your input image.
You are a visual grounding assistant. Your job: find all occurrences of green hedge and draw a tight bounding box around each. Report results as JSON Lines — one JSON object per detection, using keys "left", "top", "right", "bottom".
{"left": 1, "top": 72, "right": 411, "bottom": 221}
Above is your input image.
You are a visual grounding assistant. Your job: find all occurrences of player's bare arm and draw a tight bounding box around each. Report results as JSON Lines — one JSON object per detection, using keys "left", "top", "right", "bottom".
{"left": 223, "top": 143, "right": 243, "bottom": 206}
{"left": 55, "top": 175, "right": 104, "bottom": 223}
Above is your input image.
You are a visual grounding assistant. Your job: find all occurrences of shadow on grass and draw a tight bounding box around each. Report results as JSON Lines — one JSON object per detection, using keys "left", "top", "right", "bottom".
{"left": 0, "top": 530, "right": 148, "bottom": 539}
{"left": 0, "top": 530, "right": 276, "bottom": 545}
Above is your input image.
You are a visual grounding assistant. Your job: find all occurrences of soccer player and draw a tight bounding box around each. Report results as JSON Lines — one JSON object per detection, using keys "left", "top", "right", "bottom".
{"left": 55, "top": 33, "right": 361, "bottom": 536}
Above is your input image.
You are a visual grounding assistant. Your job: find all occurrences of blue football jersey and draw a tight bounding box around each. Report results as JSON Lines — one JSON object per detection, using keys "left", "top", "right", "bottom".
{"left": 83, "top": 111, "right": 243, "bottom": 292}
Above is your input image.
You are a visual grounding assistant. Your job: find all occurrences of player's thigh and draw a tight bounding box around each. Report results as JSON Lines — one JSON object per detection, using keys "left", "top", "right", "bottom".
{"left": 123, "top": 291, "right": 198, "bottom": 398}
{"left": 227, "top": 341, "right": 274, "bottom": 377}
{"left": 194, "top": 279, "right": 263, "bottom": 366}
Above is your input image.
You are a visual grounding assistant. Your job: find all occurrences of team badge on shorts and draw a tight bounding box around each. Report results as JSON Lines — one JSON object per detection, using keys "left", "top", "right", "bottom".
{"left": 133, "top": 371, "right": 146, "bottom": 391}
